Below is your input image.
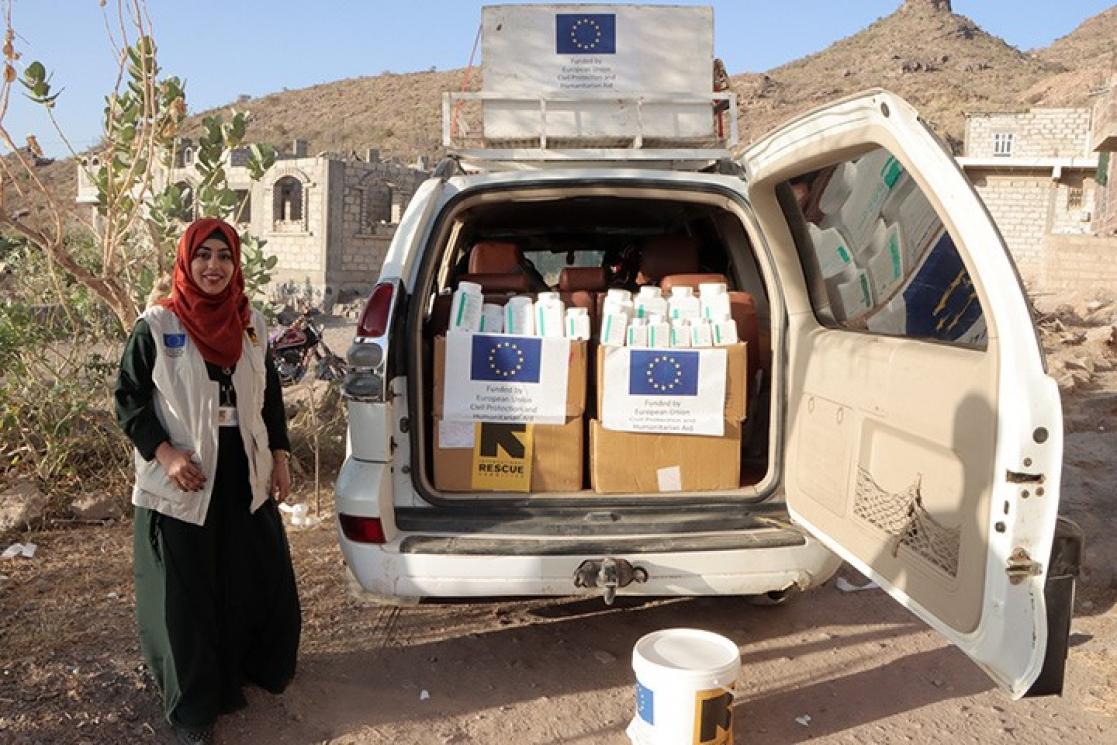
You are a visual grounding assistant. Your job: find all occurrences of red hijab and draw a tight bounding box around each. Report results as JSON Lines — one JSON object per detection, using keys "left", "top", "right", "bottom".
{"left": 158, "top": 218, "right": 251, "bottom": 368}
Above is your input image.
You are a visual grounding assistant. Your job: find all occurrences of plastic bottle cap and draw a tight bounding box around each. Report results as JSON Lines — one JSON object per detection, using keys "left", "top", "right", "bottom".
{"left": 606, "top": 288, "right": 632, "bottom": 302}
{"left": 566, "top": 307, "right": 589, "bottom": 316}
{"left": 670, "top": 286, "right": 694, "bottom": 297}
{"left": 537, "top": 292, "right": 560, "bottom": 303}
{"left": 699, "top": 282, "right": 727, "bottom": 296}
{"left": 638, "top": 286, "right": 662, "bottom": 298}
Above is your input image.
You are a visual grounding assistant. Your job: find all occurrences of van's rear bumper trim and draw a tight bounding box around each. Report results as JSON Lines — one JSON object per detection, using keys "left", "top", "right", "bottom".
{"left": 399, "top": 529, "right": 806, "bottom": 556}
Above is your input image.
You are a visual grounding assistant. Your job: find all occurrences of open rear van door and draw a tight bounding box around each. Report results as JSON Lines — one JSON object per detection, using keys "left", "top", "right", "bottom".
{"left": 742, "top": 90, "right": 1075, "bottom": 698}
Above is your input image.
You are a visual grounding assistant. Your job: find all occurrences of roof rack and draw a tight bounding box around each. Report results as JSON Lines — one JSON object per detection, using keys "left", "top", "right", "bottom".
{"left": 442, "top": 91, "right": 738, "bottom": 171}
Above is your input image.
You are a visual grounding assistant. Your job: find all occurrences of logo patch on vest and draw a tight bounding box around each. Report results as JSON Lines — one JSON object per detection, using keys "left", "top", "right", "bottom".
{"left": 163, "top": 333, "right": 187, "bottom": 358}
{"left": 246, "top": 327, "right": 260, "bottom": 346}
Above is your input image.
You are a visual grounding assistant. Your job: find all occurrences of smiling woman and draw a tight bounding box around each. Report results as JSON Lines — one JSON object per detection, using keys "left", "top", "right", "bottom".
{"left": 113, "top": 218, "right": 301, "bottom": 745}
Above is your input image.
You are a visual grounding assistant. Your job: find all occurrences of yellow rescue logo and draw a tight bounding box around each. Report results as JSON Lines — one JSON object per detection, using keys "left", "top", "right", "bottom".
{"left": 471, "top": 423, "right": 534, "bottom": 492}
{"left": 692, "top": 686, "right": 733, "bottom": 745}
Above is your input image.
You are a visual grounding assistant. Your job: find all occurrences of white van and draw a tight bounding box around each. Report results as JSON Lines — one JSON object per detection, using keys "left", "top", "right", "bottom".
{"left": 335, "top": 6, "right": 1079, "bottom": 700}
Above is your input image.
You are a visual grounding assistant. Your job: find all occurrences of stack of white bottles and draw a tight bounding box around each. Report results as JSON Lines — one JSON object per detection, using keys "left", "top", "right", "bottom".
{"left": 447, "top": 284, "right": 588, "bottom": 340}
{"left": 599, "top": 284, "right": 737, "bottom": 348}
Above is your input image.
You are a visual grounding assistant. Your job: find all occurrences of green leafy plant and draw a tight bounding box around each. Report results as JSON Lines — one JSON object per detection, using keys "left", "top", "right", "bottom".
{"left": 0, "top": 1, "right": 279, "bottom": 329}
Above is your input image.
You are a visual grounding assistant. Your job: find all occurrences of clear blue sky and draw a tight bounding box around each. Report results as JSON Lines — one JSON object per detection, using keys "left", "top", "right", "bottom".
{"left": 7, "top": 0, "right": 1114, "bottom": 156}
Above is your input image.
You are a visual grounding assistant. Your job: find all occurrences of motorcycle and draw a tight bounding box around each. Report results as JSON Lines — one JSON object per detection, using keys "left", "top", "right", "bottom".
{"left": 269, "top": 308, "right": 346, "bottom": 386}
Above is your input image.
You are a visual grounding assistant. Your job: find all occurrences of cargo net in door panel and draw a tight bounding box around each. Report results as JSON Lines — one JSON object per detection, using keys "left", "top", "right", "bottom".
{"left": 852, "top": 467, "right": 960, "bottom": 577}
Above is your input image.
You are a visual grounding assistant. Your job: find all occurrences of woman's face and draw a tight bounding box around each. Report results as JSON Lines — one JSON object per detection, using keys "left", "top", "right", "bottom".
{"left": 190, "top": 237, "right": 235, "bottom": 295}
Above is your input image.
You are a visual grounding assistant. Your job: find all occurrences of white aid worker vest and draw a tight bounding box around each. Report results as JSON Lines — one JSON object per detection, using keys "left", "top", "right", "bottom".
{"left": 132, "top": 305, "right": 274, "bottom": 526}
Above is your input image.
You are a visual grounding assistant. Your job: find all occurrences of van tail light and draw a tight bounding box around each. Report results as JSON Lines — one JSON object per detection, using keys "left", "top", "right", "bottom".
{"left": 345, "top": 279, "right": 400, "bottom": 403}
{"left": 357, "top": 281, "right": 395, "bottom": 338}
{"left": 339, "top": 514, "right": 387, "bottom": 544}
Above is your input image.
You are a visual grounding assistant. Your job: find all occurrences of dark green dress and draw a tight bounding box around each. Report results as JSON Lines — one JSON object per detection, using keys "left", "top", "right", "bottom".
{"left": 115, "top": 319, "right": 301, "bottom": 730}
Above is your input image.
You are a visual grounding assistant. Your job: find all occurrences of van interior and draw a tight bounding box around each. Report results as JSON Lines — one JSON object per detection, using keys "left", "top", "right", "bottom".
{"left": 413, "top": 189, "right": 779, "bottom": 500}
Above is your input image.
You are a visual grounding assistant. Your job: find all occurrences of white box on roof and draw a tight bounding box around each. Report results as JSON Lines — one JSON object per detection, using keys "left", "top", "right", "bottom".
{"left": 481, "top": 4, "right": 715, "bottom": 142}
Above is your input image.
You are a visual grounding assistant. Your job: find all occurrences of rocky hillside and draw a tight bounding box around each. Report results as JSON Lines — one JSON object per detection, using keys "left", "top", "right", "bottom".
{"left": 731, "top": 0, "right": 1063, "bottom": 150}
{"left": 179, "top": 68, "right": 475, "bottom": 164}
{"left": 1022, "top": 6, "right": 1117, "bottom": 106}
{"left": 7, "top": 0, "right": 1115, "bottom": 221}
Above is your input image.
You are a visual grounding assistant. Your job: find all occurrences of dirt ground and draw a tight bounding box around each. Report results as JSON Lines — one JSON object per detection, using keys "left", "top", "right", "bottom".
{"left": 1, "top": 312, "right": 1116, "bottom": 744}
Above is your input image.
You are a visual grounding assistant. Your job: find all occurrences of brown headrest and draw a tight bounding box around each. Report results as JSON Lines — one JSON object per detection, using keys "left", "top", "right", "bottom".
{"left": 457, "top": 273, "right": 531, "bottom": 293}
{"left": 660, "top": 273, "right": 730, "bottom": 291}
{"left": 638, "top": 236, "right": 701, "bottom": 281}
{"left": 468, "top": 241, "right": 523, "bottom": 274}
{"left": 559, "top": 267, "right": 607, "bottom": 292}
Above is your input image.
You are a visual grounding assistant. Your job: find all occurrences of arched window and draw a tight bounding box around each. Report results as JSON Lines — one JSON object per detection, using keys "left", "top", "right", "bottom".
{"left": 273, "top": 176, "right": 304, "bottom": 224}
{"left": 182, "top": 147, "right": 195, "bottom": 166}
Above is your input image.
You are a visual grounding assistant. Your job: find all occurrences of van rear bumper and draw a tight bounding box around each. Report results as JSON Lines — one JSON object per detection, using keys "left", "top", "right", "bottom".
{"left": 338, "top": 530, "right": 842, "bottom": 598}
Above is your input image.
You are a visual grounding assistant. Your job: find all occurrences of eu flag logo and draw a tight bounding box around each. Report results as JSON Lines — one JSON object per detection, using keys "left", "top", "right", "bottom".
{"left": 556, "top": 14, "right": 616, "bottom": 54}
{"left": 470, "top": 335, "right": 542, "bottom": 383}
{"left": 629, "top": 350, "right": 699, "bottom": 396}
{"left": 636, "top": 681, "right": 654, "bottom": 724}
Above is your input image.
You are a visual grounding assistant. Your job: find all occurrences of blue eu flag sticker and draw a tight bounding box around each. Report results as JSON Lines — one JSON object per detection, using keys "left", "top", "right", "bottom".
{"left": 556, "top": 13, "right": 616, "bottom": 54}
{"left": 629, "top": 350, "right": 699, "bottom": 396}
{"left": 470, "top": 335, "right": 543, "bottom": 383}
{"left": 636, "top": 681, "right": 654, "bottom": 724}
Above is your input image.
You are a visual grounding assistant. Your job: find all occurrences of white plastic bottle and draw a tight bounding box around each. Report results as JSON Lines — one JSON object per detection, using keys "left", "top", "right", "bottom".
{"left": 479, "top": 303, "right": 504, "bottom": 333}
{"left": 711, "top": 312, "right": 738, "bottom": 346}
{"left": 691, "top": 319, "right": 713, "bottom": 347}
{"left": 565, "top": 307, "right": 591, "bottom": 340}
{"left": 807, "top": 223, "right": 855, "bottom": 279}
{"left": 668, "top": 286, "right": 701, "bottom": 321}
{"left": 504, "top": 295, "right": 536, "bottom": 336}
{"left": 626, "top": 317, "right": 648, "bottom": 347}
{"left": 449, "top": 280, "right": 483, "bottom": 332}
{"left": 699, "top": 282, "right": 731, "bottom": 321}
{"left": 646, "top": 313, "right": 670, "bottom": 348}
{"left": 599, "top": 311, "right": 629, "bottom": 346}
{"left": 670, "top": 320, "right": 692, "bottom": 348}
{"left": 635, "top": 286, "right": 668, "bottom": 320}
{"left": 602, "top": 288, "right": 635, "bottom": 320}
{"left": 534, "top": 292, "right": 566, "bottom": 338}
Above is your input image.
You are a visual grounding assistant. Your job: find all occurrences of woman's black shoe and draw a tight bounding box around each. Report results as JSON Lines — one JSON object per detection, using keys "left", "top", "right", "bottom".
{"left": 173, "top": 725, "right": 214, "bottom": 745}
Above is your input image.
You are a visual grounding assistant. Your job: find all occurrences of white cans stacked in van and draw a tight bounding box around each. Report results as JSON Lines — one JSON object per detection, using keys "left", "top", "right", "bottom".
{"left": 447, "top": 286, "right": 591, "bottom": 340}
{"left": 598, "top": 285, "right": 737, "bottom": 348}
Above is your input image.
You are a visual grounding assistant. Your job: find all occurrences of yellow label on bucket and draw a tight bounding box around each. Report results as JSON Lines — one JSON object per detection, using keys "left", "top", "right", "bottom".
{"left": 471, "top": 422, "right": 534, "bottom": 492}
{"left": 692, "top": 686, "right": 733, "bottom": 745}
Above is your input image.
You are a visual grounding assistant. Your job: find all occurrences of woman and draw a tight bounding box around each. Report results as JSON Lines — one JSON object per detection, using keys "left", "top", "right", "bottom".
{"left": 115, "top": 218, "right": 301, "bottom": 745}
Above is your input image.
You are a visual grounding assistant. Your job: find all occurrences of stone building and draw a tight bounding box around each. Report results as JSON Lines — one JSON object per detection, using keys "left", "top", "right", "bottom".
{"left": 77, "top": 139, "right": 428, "bottom": 303}
{"left": 957, "top": 108, "right": 1101, "bottom": 284}
{"left": 1092, "top": 77, "right": 1117, "bottom": 237}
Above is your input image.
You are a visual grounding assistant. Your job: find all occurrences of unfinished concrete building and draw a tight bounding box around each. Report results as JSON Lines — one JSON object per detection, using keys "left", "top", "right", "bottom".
{"left": 77, "top": 139, "right": 427, "bottom": 302}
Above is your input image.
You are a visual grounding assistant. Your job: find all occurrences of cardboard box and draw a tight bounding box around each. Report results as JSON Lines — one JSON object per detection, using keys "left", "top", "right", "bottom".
{"left": 433, "top": 416, "right": 584, "bottom": 492}
{"left": 589, "top": 418, "right": 741, "bottom": 494}
{"left": 595, "top": 342, "right": 747, "bottom": 422}
{"left": 433, "top": 335, "right": 587, "bottom": 418}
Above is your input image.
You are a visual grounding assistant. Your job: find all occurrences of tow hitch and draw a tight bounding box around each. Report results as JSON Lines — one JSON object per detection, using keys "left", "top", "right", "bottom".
{"left": 573, "top": 558, "right": 648, "bottom": 605}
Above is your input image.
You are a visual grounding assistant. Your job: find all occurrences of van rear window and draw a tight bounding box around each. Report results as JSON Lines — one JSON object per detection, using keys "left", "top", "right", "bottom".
{"left": 781, "top": 146, "right": 988, "bottom": 350}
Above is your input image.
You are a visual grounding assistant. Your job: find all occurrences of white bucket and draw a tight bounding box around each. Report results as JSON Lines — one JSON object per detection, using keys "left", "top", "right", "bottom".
{"left": 628, "top": 628, "right": 740, "bottom": 745}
